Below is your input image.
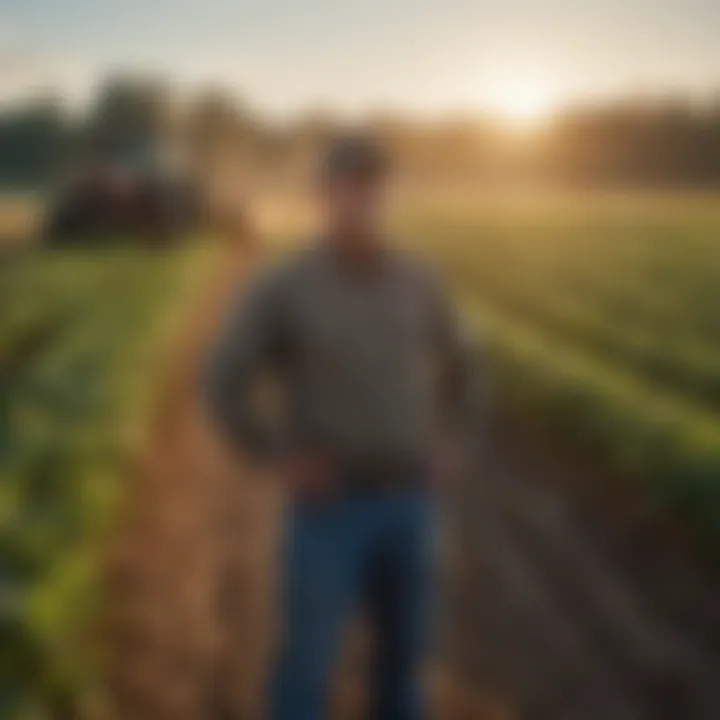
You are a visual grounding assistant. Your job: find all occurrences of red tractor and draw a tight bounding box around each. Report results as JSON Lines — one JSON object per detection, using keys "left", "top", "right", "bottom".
{"left": 43, "top": 149, "right": 204, "bottom": 245}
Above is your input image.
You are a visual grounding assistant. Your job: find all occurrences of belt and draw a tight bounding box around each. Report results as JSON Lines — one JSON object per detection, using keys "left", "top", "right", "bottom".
{"left": 338, "top": 456, "right": 426, "bottom": 487}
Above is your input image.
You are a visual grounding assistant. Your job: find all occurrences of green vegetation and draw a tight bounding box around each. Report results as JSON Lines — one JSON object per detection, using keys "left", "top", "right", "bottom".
{"left": 4, "top": 189, "right": 720, "bottom": 714}
{"left": 397, "top": 192, "right": 720, "bottom": 546}
{"left": 0, "top": 246, "right": 213, "bottom": 717}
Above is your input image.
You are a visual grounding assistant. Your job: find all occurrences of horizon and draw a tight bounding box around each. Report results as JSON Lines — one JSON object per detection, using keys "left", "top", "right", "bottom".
{"left": 4, "top": 70, "right": 720, "bottom": 130}
{"left": 3, "top": 0, "right": 720, "bottom": 121}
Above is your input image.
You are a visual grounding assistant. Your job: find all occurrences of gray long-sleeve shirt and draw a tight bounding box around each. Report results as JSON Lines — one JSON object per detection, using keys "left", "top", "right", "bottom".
{"left": 205, "top": 242, "right": 481, "bottom": 470}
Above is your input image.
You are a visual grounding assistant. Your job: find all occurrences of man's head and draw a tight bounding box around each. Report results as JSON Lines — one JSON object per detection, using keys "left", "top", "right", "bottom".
{"left": 317, "top": 133, "right": 391, "bottom": 251}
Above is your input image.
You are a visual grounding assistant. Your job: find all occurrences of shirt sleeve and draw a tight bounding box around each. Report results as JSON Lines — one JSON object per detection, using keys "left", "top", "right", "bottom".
{"left": 426, "top": 266, "right": 488, "bottom": 443}
{"left": 203, "top": 267, "right": 291, "bottom": 463}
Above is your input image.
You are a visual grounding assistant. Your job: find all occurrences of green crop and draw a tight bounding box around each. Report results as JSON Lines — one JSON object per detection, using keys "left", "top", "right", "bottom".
{"left": 396, "top": 191, "right": 720, "bottom": 547}
{"left": 0, "top": 246, "right": 213, "bottom": 718}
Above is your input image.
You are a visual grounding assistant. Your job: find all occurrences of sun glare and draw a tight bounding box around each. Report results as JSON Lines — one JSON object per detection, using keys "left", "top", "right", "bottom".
{"left": 488, "top": 84, "right": 557, "bottom": 126}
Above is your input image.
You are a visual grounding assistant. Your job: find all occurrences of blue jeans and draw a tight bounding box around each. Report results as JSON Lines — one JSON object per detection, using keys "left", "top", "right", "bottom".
{"left": 270, "top": 485, "right": 435, "bottom": 720}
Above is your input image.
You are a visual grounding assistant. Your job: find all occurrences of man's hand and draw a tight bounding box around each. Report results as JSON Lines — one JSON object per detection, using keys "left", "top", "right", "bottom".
{"left": 285, "top": 450, "right": 335, "bottom": 502}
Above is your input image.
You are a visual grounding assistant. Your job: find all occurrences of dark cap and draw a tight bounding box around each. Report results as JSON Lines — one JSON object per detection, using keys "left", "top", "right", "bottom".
{"left": 319, "top": 132, "right": 391, "bottom": 183}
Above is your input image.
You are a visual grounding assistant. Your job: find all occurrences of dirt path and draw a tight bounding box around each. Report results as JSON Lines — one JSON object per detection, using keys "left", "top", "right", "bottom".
{"left": 107, "top": 247, "right": 720, "bottom": 720}
{"left": 108, "top": 246, "right": 277, "bottom": 720}
{"left": 447, "top": 429, "right": 720, "bottom": 719}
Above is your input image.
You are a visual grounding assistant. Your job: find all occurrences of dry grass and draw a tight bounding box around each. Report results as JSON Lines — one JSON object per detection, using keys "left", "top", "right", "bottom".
{"left": 0, "top": 193, "right": 42, "bottom": 246}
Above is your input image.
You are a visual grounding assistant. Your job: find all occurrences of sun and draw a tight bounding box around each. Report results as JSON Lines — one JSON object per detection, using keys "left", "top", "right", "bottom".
{"left": 487, "top": 84, "right": 557, "bottom": 126}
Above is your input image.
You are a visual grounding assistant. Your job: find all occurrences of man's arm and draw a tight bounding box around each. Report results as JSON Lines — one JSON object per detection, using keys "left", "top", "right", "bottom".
{"left": 427, "top": 268, "right": 487, "bottom": 445}
{"left": 204, "top": 269, "right": 289, "bottom": 462}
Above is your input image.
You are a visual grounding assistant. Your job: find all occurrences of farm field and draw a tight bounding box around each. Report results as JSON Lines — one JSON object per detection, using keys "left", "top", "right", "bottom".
{"left": 0, "top": 243, "right": 215, "bottom": 717}
{"left": 0, "top": 194, "right": 41, "bottom": 247}
{"left": 2, "top": 192, "right": 720, "bottom": 719}
{"left": 388, "top": 191, "right": 720, "bottom": 546}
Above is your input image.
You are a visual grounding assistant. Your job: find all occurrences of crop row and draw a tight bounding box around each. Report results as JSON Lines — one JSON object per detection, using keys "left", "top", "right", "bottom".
{"left": 1, "top": 248, "right": 213, "bottom": 717}
{"left": 404, "top": 217, "right": 720, "bottom": 411}
{"left": 461, "top": 294, "right": 720, "bottom": 548}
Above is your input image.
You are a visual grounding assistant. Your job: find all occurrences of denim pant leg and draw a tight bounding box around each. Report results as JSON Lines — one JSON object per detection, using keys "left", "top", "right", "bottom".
{"left": 269, "top": 500, "right": 364, "bottom": 720}
{"left": 367, "top": 489, "right": 435, "bottom": 720}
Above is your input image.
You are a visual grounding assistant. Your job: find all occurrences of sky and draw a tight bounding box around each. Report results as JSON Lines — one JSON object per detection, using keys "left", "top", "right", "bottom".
{"left": 2, "top": 0, "right": 720, "bottom": 118}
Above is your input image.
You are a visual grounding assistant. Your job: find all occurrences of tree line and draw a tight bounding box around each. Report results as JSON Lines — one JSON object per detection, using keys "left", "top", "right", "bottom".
{"left": 2, "top": 76, "right": 720, "bottom": 188}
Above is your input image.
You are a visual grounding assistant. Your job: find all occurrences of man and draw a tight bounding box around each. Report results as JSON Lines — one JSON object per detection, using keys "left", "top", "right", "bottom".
{"left": 205, "top": 134, "right": 479, "bottom": 720}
